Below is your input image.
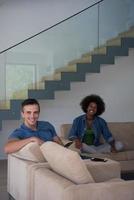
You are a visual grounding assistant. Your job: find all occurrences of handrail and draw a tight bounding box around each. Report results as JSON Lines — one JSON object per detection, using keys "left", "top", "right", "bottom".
{"left": 0, "top": 0, "right": 104, "bottom": 54}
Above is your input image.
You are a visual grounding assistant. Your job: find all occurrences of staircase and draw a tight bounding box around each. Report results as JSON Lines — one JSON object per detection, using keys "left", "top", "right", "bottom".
{"left": 0, "top": 27, "right": 134, "bottom": 130}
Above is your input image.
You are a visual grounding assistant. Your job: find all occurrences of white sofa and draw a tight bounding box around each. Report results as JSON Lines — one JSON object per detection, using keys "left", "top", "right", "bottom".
{"left": 7, "top": 142, "right": 134, "bottom": 200}
{"left": 60, "top": 122, "right": 134, "bottom": 173}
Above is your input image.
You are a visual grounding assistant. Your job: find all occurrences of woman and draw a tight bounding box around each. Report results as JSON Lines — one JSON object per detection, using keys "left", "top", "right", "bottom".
{"left": 69, "top": 94, "right": 123, "bottom": 153}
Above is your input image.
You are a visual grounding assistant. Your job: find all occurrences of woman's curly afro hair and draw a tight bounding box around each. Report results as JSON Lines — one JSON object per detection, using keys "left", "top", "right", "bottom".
{"left": 80, "top": 94, "right": 105, "bottom": 116}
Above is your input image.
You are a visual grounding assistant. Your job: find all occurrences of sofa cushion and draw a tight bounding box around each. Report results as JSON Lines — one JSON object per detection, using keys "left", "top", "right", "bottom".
{"left": 12, "top": 142, "right": 45, "bottom": 162}
{"left": 126, "top": 151, "right": 134, "bottom": 160}
{"left": 40, "top": 142, "right": 94, "bottom": 184}
{"left": 60, "top": 124, "right": 72, "bottom": 139}
{"left": 106, "top": 151, "right": 128, "bottom": 161}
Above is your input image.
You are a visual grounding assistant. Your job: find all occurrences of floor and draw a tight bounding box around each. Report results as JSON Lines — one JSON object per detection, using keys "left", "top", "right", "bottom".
{"left": 0, "top": 160, "right": 14, "bottom": 200}
{"left": 0, "top": 159, "right": 134, "bottom": 200}
{"left": 121, "top": 171, "right": 134, "bottom": 180}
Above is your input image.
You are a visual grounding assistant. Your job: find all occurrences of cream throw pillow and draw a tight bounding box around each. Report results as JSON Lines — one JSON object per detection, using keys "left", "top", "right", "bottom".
{"left": 40, "top": 141, "right": 94, "bottom": 184}
{"left": 12, "top": 142, "right": 45, "bottom": 162}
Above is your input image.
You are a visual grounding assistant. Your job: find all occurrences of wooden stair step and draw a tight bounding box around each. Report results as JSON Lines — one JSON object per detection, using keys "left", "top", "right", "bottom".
{"left": 55, "top": 64, "right": 77, "bottom": 73}
{"left": 119, "top": 29, "right": 134, "bottom": 38}
{"left": 68, "top": 56, "right": 92, "bottom": 65}
{"left": 106, "top": 37, "right": 121, "bottom": 46}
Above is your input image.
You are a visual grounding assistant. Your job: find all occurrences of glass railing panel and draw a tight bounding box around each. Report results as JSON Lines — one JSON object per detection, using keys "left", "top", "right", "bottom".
{"left": 6, "top": 4, "right": 98, "bottom": 72}
{"left": 3, "top": 4, "right": 98, "bottom": 107}
{"left": 99, "top": 0, "right": 134, "bottom": 46}
{"left": 6, "top": 64, "right": 36, "bottom": 99}
{"left": 0, "top": 53, "right": 9, "bottom": 109}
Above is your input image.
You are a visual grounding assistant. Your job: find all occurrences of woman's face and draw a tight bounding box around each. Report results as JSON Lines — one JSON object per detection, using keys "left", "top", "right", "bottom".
{"left": 87, "top": 102, "right": 97, "bottom": 116}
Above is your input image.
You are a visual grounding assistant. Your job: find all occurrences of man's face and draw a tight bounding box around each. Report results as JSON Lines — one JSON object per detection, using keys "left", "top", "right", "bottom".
{"left": 21, "top": 104, "right": 40, "bottom": 128}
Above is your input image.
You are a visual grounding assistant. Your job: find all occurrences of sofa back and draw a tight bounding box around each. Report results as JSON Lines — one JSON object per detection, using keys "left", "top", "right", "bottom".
{"left": 108, "top": 122, "right": 134, "bottom": 150}
{"left": 60, "top": 122, "right": 134, "bottom": 151}
{"left": 60, "top": 124, "right": 72, "bottom": 139}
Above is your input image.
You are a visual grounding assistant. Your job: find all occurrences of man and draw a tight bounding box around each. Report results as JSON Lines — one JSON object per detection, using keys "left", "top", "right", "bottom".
{"left": 4, "top": 98, "right": 63, "bottom": 154}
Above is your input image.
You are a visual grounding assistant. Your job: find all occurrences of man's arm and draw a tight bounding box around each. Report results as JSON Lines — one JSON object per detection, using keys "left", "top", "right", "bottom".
{"left": 4, "top": 137, "right": 44, "bottom": 154}
{"left": 53, "top": 136, "right": 64, "bottom": 146}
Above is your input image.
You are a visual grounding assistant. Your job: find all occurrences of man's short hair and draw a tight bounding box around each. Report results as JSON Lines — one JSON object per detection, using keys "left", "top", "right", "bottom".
{"left": 21, "top": 98, "right": 40, "bottom": 112}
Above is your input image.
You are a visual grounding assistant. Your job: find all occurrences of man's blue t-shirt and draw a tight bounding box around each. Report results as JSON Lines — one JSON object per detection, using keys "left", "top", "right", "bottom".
{"left": 8, "top": 121, "right": 57, "bottom": 142}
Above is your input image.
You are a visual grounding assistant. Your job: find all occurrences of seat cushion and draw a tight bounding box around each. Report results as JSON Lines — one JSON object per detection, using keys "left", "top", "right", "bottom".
{"left": 12, "top": 142, "right": 45, "bottom": 162}
{"left": 40, "top": 142, "right": 94, "bottom": 184}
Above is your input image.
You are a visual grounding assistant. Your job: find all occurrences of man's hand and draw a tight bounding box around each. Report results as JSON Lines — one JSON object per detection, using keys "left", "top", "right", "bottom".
{"left": 53, "top": 136, "right": 64, "bottom": 146}
{"left": 30, "top": 137, "right": 44, "bottom": 145}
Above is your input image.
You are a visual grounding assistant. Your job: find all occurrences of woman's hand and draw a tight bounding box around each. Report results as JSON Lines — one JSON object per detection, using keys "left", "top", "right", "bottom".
{"left": 109, "top": 140, "right": 117, "bottom": 153}
{"left": 111, "top": 146, "right": 118, "bottom": 153}
{"left": 74, "top": 138, "right": 82, "bottom": 149}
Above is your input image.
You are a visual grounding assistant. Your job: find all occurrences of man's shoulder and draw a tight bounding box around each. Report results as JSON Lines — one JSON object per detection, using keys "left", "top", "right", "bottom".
{"left": 11, "top": 125, "right": 24, "bottom": 134}
{"left": 37, "top": 121, "right": 53, "bottom": 128}
{"left": 8, "top": 127, "right": 23, "bottom": 139}
{"left": 38, "top": 120, "right": 50, "bottom": 125}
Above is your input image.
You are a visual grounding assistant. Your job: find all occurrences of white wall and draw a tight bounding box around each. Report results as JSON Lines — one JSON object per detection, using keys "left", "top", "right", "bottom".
{"left": 0, "top": 49, "right": 134, "bottom": 159}
{"left": 0, "top": 0, "right": 97, "bottom": 52}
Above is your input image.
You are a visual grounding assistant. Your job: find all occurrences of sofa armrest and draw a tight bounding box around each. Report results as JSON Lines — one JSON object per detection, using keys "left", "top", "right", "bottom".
{"left": 33, "top": 167, "right": 75, "bottom": 200}
{"left": 84, "top": 159, "right": 121, "bottom": 182}
{"left": 63, "top": 180, "right": 134, "bottom": 200}
{"left": 33, "top": 164, "right": 134, "bottom": 200}
{"left": 7, "top": 154, "right": 48, "bottom": 200}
